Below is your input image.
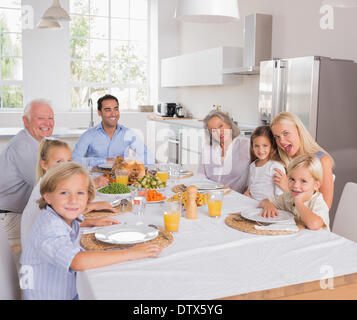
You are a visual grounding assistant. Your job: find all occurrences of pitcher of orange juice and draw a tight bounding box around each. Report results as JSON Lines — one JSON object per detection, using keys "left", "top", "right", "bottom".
{"left": 207, "top": 190, "right": 224, "bottom": 218}
{"left": 163, "top": 200, "right": 181, "bottom": 232}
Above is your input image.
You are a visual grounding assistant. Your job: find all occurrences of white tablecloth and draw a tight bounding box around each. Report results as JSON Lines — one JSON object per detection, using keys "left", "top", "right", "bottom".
{"left": 77, "top": 175, "right": 357, "bottom": 300}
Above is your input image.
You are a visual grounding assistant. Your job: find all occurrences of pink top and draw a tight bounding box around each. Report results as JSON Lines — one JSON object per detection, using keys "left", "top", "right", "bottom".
{"left": 197, "top": 137, "right": 250, "bottom": 193}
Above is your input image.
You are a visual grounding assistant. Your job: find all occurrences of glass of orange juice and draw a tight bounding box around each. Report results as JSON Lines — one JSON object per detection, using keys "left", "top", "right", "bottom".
{"left": 163, "top": 200, "right": 181, "bottom": 233}
{"left": 207, "top": 190, "right": 224, "bottom": 218}
{"left": 157, "top": 164, "right": 169, "bottom": 185}
{"left": 115, "top": 169, "right": 129, "bottom": 186}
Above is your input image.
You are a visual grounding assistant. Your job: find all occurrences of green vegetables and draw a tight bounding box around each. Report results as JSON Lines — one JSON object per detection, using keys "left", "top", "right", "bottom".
{"left": 98, "top": 182, "right": 131, "bottom": 194}
{"left": 132, "top": 175, "right": 166, "bottom": 189}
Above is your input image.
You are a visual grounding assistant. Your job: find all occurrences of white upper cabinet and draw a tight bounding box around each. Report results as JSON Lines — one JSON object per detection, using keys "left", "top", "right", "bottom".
{"left": 161, "top": 47, "right": 243, "bottom": 87}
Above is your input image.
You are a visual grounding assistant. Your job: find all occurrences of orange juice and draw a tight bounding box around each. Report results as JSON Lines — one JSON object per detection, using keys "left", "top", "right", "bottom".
{"left": 163, "top": 211, "right": 180, "bottom": 232}
{"left": 157, "top": 171, "right": 168, "bottom": 184}
{"left": 208, "top": 200, "right": 223, "bottom": 217}
{"left": 116, "top": 175, "right": 128, "bottom": 186}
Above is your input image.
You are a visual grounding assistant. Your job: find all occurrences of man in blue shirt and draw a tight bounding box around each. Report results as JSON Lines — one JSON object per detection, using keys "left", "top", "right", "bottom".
{"left": 72, "top": 94, "right": 155, "bottom": 167}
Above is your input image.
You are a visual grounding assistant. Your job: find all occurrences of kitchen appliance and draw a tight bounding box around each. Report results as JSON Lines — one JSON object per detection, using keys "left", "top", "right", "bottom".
{"left": 175, "top": 104, "right": 185, "bottom": 118}
{"left": 258, "top": 55, "right": 357, "bottom": 222}
{"left": 156, "top": 102, "right": 177, "bottom": 117}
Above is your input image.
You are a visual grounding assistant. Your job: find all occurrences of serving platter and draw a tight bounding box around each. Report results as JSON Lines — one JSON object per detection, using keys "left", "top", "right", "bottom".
{"left": 194, "top": 181, "right": 225, "bottom": 191}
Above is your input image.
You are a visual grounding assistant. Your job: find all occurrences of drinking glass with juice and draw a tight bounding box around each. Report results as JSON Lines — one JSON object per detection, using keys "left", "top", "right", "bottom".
{"left": 115, "top": 169, "right": 129, "bottom": 186}
{"left": 163, "top": 200, "right": 181, "bottom": 232}
{"left": 207, "top": 190, "right": 224, "bottom": 218}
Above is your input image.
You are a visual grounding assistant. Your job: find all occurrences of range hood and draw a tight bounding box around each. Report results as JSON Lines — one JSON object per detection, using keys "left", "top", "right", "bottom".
{"left": 222, "top": 13, "right": 272, "bottom": 75}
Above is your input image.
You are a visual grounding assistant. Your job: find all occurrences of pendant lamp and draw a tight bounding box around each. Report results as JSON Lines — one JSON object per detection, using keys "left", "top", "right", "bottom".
{"left": 41, "top": 0, "right": 71, "bottom": 21}
{"left": 175, "top": 0, "right": 240, "bottom": 23}
{"left": 37, "top": 18, "right": 62, "bottom": 29}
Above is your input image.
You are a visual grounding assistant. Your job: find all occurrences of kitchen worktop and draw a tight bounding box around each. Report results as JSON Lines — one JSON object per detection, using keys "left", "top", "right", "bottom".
{"left": 147, "top": 115, "right": 258, "bottom": 132}
{"left": 0, "top": 127, "right": 87, "bottom": 139}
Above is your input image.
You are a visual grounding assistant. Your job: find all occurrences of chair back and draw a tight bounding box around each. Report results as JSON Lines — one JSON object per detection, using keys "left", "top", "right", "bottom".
{"left": 0, "top": 225, "right": 21, "bottom": 300}
{"left": 332, "top": 182, "right": 357, "bottom": 242}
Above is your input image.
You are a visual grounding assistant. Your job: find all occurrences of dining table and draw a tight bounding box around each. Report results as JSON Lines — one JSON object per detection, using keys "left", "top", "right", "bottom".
{"left": 77, "top": 174, "right": 357, "bottom": 300}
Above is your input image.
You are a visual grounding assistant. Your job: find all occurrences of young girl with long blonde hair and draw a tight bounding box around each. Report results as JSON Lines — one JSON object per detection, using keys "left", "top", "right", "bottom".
{"left": 270, "top": 112, "right": 334, "bottom": 208}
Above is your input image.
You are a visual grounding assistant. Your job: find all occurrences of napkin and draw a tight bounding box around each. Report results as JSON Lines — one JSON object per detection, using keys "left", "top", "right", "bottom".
{"left": 254, "top": 223, "right": 299, "bottom": 232}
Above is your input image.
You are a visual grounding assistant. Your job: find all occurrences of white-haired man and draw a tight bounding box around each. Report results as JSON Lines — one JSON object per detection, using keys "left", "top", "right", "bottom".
{"left": 0, "top": 99, "right": 54, "bottom": 246}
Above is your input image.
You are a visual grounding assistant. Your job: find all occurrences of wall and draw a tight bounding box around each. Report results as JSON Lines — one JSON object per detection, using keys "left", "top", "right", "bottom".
{"left": 173, "top": 0, "right": 357, "bottom": 124}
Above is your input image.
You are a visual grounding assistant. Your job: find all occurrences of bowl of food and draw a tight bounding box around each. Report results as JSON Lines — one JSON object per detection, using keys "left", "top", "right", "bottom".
{"left": 131, "top": 174, "right": 166, "bottom": 190}
{"left": 96, "top": 182, "right": 132, "bottom": 201}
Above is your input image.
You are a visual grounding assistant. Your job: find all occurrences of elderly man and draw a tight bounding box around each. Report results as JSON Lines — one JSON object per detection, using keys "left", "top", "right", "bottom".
{"left": 72, "top": 94, "right": 154, "bottom": 166}
{"left": 0, "top": 99, "right": 54, "bottom": 246}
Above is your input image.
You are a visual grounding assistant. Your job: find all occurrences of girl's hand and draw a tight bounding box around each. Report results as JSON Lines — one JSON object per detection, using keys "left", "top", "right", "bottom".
{"left": 260, "top": 201, "right": 279, "bottom": 218}
{"left": 88, "top": 217, "right": 120, "bottom": 227}
{"left": 87, "top": 201, "right": 118, "bottom": 213}
{"left": 129, "top": 243, "right": 162, "bottom": 260}
{"left": 273, "top": 168, "right": 289, "bottom": 191}
{"left": 93, "top": 175, "right": 109, "bottom": 188}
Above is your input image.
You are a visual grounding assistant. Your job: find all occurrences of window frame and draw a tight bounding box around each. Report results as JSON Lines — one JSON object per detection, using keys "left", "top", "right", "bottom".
{"left": 0, "top": 4, "right": 23, "bottom": 111}
{"left": 69, "top": 0, "right": 150, "bottom": 111}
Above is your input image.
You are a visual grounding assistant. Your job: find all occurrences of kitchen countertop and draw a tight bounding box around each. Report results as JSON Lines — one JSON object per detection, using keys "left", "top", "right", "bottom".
{"left": 147, "top": 115, "right": 258, "bottom": 131}
{"left": 0, "top": 127, "right": 87, "bottom": 139}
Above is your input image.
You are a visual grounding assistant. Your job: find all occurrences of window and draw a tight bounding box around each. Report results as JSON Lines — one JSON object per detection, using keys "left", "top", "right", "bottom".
{"left": 70, "top": 0, "right": 149, "bottom": 110}
{"left": 0, "top": 0, "right": 23, "bottom": 109}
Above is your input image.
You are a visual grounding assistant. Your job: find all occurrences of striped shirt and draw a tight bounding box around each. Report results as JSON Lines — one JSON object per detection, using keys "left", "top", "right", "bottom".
{"left": 20, "top": 206, "right": 83, "bottom": 300}
{"left": 72, "top": 122, "right": 155, "bottom": 167}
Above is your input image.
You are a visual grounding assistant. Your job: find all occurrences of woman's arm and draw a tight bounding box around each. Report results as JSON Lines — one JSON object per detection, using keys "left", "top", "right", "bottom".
{"left": 319, "top": 155, "right": 334, "bottom": 209}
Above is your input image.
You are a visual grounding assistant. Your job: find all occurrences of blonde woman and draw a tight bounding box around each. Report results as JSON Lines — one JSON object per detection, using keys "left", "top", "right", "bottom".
{"left": 270, "top": 112, "right": 334, "bottom": 208}
{"left": 198, "top": 110, "right": 250, "bottom": 193}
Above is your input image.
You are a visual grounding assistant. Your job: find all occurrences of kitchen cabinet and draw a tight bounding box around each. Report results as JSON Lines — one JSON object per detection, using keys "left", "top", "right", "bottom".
{"left": 161, "top": 47, "right": 243, "bottom": 87}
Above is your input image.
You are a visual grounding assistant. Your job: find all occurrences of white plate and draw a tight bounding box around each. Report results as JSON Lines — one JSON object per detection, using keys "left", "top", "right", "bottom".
{"left": 240, "top": 208, "right": 294, "bottom": 224}
{"left": 98, "top": 163, "right": 113, "bottom": 170}
{"left": 95, "top": 224, "right": 158, "bottom": 245}
{"left": 146, "top": 199, "right": 166, "bottom": 204}
{"left": 194, "top": 182, "right": 224, "bottom": 191}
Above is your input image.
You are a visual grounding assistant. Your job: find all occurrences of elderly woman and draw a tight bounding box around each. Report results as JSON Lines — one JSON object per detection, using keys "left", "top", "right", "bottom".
{"left": 197, "top": 110, "right": 250, "bottom": 193}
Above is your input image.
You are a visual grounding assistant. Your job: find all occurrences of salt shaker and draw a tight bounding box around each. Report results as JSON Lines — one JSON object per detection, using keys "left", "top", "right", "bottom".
{"left": 186, "top": 185, "right": 198, "bottom": 219}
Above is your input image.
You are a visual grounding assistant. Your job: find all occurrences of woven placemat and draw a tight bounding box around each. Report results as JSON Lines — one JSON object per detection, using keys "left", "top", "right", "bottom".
{"left": 80, "top": 225, "right": 173, "bottom": 251}
{"left": 84, "top": 202, "right": 132, "bottom": 219}
{"left": 225, "top": 213, "right": 304, "bottom": 235}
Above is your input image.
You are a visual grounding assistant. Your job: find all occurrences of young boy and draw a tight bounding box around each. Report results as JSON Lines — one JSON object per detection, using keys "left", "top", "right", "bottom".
{"left": 258, "top": 154, "right": 330, "bottom": 231}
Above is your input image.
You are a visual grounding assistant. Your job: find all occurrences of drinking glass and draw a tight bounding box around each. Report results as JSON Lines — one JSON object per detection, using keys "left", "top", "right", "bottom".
{"left": 207, "top": 190, "right": 224, "bottom": 218}
{"left": 115, "top": 169, "right": 129, "bottom": 186}
{"left": 131, "top": 187, "right": 147, "bottom": 216}
{"left": 169, "top": 163, "right": 181, "bottom": 185}
{"left": 157, "top": 164, "right": 169, "bottom": 184}
{"left": 163, "top": 200, "right": 181, "bottom": 233}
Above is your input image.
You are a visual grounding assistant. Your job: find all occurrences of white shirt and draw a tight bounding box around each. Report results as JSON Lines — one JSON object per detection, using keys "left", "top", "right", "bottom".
{"left": 248, "top": 160, "right": 285, "bottom": 201}
{"left": 198, "top": 137, "right": 250, "bottom": 193}
{"left": 270, "top": 191, "right": 330, "bottom": 231}
{"left": 21, "top": 178, "right": 42, "bottom": 247}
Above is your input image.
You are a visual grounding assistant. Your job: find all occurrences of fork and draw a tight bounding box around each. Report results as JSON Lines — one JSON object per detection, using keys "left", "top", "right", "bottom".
{"left": 148, "top": 224, "right": 170, "bottom": 241}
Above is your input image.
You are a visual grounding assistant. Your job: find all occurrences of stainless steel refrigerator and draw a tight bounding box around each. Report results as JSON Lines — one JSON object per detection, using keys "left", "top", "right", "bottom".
{"left": 258, "top": 56, "right": 357, "bottom": 224}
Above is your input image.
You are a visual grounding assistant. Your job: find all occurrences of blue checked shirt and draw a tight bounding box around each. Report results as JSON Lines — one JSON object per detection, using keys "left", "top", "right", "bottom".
{"left": 20, "top": 206, "right": 84, "bottom": 300}
{"left": 72, "top": 122, "right": 155, "bottom": 167}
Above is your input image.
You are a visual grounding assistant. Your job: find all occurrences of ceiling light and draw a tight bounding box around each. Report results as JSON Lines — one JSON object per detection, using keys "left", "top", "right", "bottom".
{"left": 42, "top": 0, "right": 70, "bottom": 21}
{"left": 37, "top": 18, "right": 62, "bottom": 29}
{"left": 175, "top": 0, "right": 240, "bottom": 23}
